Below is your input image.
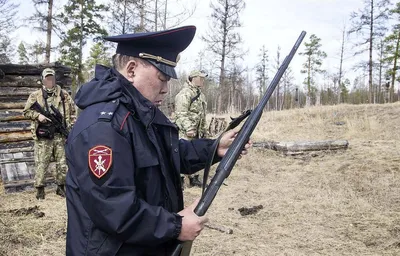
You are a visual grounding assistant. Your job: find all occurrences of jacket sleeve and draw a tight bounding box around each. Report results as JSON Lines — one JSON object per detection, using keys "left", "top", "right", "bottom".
{"left": 67, "top": 121, "right": 182, "bottom": 246}
{"left": 178, "top": 138, "right": 221, "bottom": 174}
{"left": 174, "top": 90, "right": 196, "bottom": 132}
{"left": 23, "top": 92, "right": 40, "bottom": 120}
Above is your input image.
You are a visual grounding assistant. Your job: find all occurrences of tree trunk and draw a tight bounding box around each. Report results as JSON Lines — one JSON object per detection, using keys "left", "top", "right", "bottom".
{"left": 164, "top": 0, "right": 167, "bottom": 29}
{"left": 155, "top": 0, "right": 158, "bottom": 31}
{"left": 45, "top": 0, "right": 53, "bottom": 63}
{"left": 338, "top": 26, "right": 345, "bottom": 104}
{"left": 218, "top": 2, "right": 228, "bottom": 113}
{"left": 139, "top": 0, "right": 145, "bottom": 32}
{"left": 368, "top": 0, "right": 374, "bottom": 103}
{"left": 390, "top": 31, "right": 400, "bottom": 103}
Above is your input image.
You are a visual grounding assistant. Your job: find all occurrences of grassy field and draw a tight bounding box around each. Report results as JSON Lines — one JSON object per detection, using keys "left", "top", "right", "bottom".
{"left": 1, "top": 103, "right": 400, "bottom": 256}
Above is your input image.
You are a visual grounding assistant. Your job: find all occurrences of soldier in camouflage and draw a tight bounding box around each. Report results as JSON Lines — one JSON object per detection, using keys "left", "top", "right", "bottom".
{"left": 23, "top": 68, "right": 73, "bottom": 200}
{"left": 174, "top": 70, "right": 208, "bottom": 188}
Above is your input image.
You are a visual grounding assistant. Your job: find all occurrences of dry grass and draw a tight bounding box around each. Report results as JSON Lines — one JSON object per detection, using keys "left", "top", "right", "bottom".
{"left": 1, "top": 103, "right": 400, "bottom": 255}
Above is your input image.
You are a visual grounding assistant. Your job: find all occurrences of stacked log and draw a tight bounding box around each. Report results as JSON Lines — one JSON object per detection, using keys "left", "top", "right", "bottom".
{"left": 0, "top": 63, "right": 72, "bottom": 192}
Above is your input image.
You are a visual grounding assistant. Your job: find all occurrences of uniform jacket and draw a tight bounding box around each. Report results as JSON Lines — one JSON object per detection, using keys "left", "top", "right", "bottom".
{"left": 23, "top": 84, "right": 73, "bottom": 140}
{"left": 65, "top": 65, "right": 218, "bottom": 256}
{"left": 174, "top": 80, "right": 207, "bottom": 138}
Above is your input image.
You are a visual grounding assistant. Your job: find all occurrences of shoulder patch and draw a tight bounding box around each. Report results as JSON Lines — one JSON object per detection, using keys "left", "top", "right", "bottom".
{"left": 98, "top": 100, "right": 119, "bottom": 121}
{"left": 88, "top": 145, "right": 113, "bottom": 179}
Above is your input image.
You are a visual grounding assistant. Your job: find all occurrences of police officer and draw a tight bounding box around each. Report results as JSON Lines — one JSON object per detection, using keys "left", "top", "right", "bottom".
{"left": 65, "top": 25, "right": 251, "bottom": 255}
{"left": 174, "top": 70, "right": 208, "bottom": 188}
{"left": 23, "top": 68, "right": 73, "bottom": 200}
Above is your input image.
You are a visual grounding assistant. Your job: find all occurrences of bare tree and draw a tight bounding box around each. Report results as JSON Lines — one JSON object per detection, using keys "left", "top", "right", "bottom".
{"left": 108, "top": 0, "right": 140, "bottom": 35}
{"left": 203, "top": 0, "right": 245, "bottom": 113}
{"left": 348, "top": 0, "right": 390, "bottom": 103}
{"left": 281, "top": 67, "right": 294, "bottom": 110}
{"left": 274, "top": 46, "right": 282, "bottom": 110}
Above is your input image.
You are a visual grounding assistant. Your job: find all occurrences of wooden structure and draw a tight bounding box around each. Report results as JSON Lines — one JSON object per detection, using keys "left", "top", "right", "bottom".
{"left": 253, "top": 140, "right": 349, "bottom": 155}
{"left": 0, "top": 63, "right": 72, "bottom": 192}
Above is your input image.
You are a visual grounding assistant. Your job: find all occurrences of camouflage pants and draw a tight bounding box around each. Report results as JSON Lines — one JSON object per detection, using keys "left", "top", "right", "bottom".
{"left": 180, "top": 133, "right": 202, "bottom": 181}
{"left": 34, "top": 134, "right": 67, "bottom": 187}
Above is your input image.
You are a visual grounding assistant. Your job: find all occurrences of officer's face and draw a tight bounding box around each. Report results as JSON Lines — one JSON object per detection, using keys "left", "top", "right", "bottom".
{"left": 127, "top": 59, "right": 170, "bottom": 107}
{"left": 43, "top": 75, "right": 55, "bottom": 88}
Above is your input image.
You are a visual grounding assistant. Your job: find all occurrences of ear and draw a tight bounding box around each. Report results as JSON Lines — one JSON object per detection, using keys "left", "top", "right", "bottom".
{"left": 125, "top": 59, "right": 138, "bottom": 82}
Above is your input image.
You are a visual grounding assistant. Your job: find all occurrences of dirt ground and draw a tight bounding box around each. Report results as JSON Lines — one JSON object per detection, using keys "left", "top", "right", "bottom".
{"left": 1, "top": 103, "right": 400, "bottom": 256}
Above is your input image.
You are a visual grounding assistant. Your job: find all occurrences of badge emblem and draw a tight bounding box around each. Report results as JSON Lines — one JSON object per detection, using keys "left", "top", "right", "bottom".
{"left": 88, "top": 145, "right": 112, "bottom": 179}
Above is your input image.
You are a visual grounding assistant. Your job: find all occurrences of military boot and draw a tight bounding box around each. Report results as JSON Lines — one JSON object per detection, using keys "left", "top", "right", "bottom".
{"left": 189, "top": 175, "right": 202, "bottom": 188}
{"left": 56, "top": 185, "right": 66, "bottom": 198}
{"left": 36, "top": 187, "right": 45, "bottom": 200}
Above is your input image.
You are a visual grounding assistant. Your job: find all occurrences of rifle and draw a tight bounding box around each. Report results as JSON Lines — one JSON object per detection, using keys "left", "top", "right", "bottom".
{"left": 30, "top": 101, "right": 69, "bottom": 137}
{"left": 170, "top": 31, "right": 307, "bottom": 256}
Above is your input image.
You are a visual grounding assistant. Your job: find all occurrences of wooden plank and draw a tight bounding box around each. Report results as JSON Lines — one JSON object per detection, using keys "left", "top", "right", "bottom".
{"left": 0, "top": 141, "right": 33, "bottom": 151}
{"left": 0, "top": 102, "right": 26, "bottom": 109}
{"left": 0, "top": 63, "right": 71, "bottom": 76}
{"left": 0, "top": 95, "right": 29, "bottom": 102}
{"left": 0, "top": 120, "right": 30, "bottom": 133}
{"left": 0, "top": 75, "right": 41, "bottom": 88}
{"left": 0, "top": 109, "right": 25, "bottom": 122}
{"left": 0, "top": 151, "right": 34, "bottom": 164}
{"left": 0, "top": 131, "right": 32, "bottom": 143}
{"left": 0, "top": 146, "right": 33, "bottom": 154}
{"left": 0, "top": 87, "right": 38, "bottom": 97}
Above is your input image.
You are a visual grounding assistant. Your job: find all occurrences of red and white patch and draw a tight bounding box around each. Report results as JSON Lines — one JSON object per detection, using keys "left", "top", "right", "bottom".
{"left": 88, "top": 145, "right": 113, "bottom": 179}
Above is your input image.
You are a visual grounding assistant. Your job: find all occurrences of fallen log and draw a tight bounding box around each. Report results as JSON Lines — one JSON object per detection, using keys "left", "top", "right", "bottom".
{"left": 253, "top": 140, "right": 349, "bottom": 153}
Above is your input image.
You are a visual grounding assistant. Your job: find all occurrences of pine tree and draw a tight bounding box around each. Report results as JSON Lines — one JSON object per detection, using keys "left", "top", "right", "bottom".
{"left": 29, "top": 40, "right": 46, "bottom": 63}
{"left": 58, "top": 0, "right": 108, "bottom": 93}
{"left": 384, "top": 2, "right": 400, "bottom": 103}
{"left": 299, "top": 34, "right": 327, "bottom": 107}
{"left": 85, "top": 42, "right": 112, "bottom": 70}
{"left": 17, "top": 42, "right": 29, "bottom": 64}
{"left": 0, "top": 0, "right": 19, "bottom": 63}
{"left": 255, "top": 46, "right": 269, "bottom": 101}
{"left": 26, "top": 0, "right": 58, "bottom": 63}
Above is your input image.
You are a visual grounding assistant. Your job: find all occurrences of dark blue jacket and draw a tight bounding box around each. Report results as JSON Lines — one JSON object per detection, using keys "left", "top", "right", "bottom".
{"left": 65, "top": 65, "right": 216, "bottom": 256}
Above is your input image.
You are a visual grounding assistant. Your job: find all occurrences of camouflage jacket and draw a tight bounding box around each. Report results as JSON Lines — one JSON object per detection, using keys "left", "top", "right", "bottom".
{"left": 23, "top": 85, "right": 73, "bottom": 140}
{"left": 174, "top": 80, "right": 207, "bottom": 139}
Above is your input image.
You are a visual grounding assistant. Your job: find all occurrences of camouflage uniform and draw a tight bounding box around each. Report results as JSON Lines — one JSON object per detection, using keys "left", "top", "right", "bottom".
{"left": 174, "top": 82, "right": 207, "bottom": 139}
{"left": 174, "top": 70, "right": 208, "bottom": 187}
{"left": 23, "top": 83, "right": 73, "bottom": 190}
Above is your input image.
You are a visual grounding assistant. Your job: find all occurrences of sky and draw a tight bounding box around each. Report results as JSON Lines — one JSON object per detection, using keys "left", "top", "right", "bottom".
{"left": 13, "top": 0, "right": 385, "bottom": 90}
